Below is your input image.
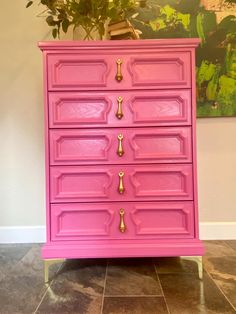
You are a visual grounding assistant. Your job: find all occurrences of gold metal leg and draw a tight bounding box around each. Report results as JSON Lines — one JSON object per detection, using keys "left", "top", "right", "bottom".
{"left": 181, "top": 256, "right": 203, "bottom": 280}
{"left": 44, "top": 259, "right": 65, "bottom": 283}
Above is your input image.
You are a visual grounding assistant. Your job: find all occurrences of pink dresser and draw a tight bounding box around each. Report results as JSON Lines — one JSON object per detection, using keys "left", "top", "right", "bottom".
{"left": 39, "top": 39, "right": 204, "bottom": 278}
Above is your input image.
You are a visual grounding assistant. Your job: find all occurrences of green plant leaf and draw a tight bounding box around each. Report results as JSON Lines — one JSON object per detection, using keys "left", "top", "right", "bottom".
{"left": 26, "top": 1, "right": 33, "bottom": 8}
{"left": 196, "top": 12, "right": 205, "bottom": 44}
{"left": 62, "top": 18, "right": 70, "bottom": 33}
{"left": 46, "top": 15, "right": 56, "bottom": 26}
{"left": 52, "top": 28, "right": 57, "bottom": 38}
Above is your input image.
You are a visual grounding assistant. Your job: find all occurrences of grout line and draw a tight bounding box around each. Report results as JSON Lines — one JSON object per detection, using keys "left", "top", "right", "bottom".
{"left": 13, "top": 245, "right": 34, "bottom": 267}
{"left": 153, "top": 259, "right": 171, "bottom": 314}
{"left": 204, "top": 266, "right": 236, "bottom": 312}
{"left": 33, "top": 261, "right": 65, "bottom": 313}
{"left": 100, "top": 259, "right": 109, "bottom": 314}
{"left": 0, "top": 245, "right": 33, "bottom": 282}
{"left": 33, "top": 283, "right": 51, "bottom": 314}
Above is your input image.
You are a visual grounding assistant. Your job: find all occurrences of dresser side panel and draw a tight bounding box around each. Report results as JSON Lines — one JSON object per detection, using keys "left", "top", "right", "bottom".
{"left": 191, "top": 48, "right": 200, "bottom": 240}
{"left": 42, "top": 51, "right": 51, "bottom": 244}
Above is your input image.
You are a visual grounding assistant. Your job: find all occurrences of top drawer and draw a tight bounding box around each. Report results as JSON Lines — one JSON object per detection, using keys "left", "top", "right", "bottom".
{"left": 47, "top": 51, "right": 191, "bottom": 91}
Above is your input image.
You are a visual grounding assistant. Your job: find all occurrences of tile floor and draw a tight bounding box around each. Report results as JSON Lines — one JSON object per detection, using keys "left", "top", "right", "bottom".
{"left": 0, "top": 241, "right": 236, "bottom": 313}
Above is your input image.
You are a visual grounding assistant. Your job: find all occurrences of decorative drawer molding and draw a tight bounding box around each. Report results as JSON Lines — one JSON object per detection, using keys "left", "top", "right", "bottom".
{"left": 128, "top": 53, "right": 191, "bottom": 88}
{"left": 50, "top": 201, "right": 194, "bottom": 241}
{"left": 48, "top": 90, "right": 192, "bottom": 128}
{"left": 50, "top": 164, "right": 193, "bottom": 203}
{"left": 131, "top": 202, "right": 194, "bottom": 237}
{"left": 51, "top": 203, "right": 115, "bottom": 241}
{"left": 48, "top": 55, "right": 109, "bottom": 90}
{"left": 47, "top": 51, "right": 191, "bottom": 91}
{"left": 50, "top": 127, "right": 192, "bottom": 165}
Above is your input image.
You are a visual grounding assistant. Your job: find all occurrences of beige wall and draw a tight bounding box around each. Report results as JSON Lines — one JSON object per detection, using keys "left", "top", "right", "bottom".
{"left": 197, "top": 118, "right": 236, "bottom": 222}
{"left": 0, "top": 2, "right": 235, "bottom": 228}
{"left": 0, "top": 2, "right": 48, "bottom": 226}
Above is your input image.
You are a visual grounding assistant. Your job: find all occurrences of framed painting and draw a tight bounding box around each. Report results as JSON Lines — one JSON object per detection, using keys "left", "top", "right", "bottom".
{"left": 129, "top": 0, "right": 236, "bottom": 117}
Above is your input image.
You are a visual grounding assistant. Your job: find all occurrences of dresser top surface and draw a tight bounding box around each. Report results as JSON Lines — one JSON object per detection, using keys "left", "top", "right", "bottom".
{"left": 38, "top": 38, "right": 201, "bottom": 51}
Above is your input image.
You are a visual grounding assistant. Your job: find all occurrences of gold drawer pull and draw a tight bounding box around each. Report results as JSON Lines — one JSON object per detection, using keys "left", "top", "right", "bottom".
{"left": 116, "top": 59, "right": 123, "bottom": 82}
{"left": 116, "top": 96, "right": 123, "bottom": 119}
{"left": 118, "top": 171, "right": 125, "bottom": 194}
{"left": 117, "top": 134, "right": 124, "bottom": 157}
{"left": 119, "top": 208, "right": 126, "bottom": 233}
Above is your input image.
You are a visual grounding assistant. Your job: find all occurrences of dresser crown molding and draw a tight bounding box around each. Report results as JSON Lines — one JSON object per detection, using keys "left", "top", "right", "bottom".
{"left": 38, "top": 38, "right": 201, "bottom": 50}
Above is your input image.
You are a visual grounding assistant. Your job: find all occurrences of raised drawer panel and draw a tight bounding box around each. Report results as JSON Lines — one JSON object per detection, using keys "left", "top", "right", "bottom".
{"left": 51, "top": 203, "right": 115, "bottom": 241}
{"left": 131, "top": 202, "right": 194, "bottom": 237}
{"left": 47, "top": 52, "right": 191, "bottom": 90}
{"left": 128, "top": 53, "right": 191, "bottom": 88}
{"left": 50, "top": 202, "right": 194, "bottom": 241}
{"left": 50, "top": 127, "right": 192, "bottom": 165}
{"left": 50, "top": 164, "right": 193, "bottom": 203}
{"left": 48, "top": 90, "right": 192, "bottom": 128}
{"left": 48, "top": 55, "right": 109, "bottom": 90}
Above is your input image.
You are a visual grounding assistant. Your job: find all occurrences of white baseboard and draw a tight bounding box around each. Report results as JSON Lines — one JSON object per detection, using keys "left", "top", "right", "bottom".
{"left": 0, "top": 223, "right": 235, "bottom": 243}
{"left": 0, "top": 226, "right": 46, "bottom": 243}
{"left": 199, "top": 222, "right": 236, "bottom": 240}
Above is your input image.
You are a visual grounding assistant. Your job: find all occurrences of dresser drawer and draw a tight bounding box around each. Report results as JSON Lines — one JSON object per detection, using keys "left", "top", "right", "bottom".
{"left": 47, "top": 51, "right": 191, "bottom": 91}
{"left": 50, "top": 164, "right": 193, "bottom": 203}
{"left": 50, "top": 127, "right": 192, "bottom": 165}
{"left": 48, "top": 90, "right": 191, "bottom": 128}
{"left": 50, "top": 201, "right": 195, "bottom": 241}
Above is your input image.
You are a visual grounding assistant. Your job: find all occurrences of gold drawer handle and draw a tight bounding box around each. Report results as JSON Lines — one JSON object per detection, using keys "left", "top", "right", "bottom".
{"left": 116, "top": 96, "right": 123, "bottom": 119}
{"left": 117, "top": 134, "right": 124, "bottom": 157}
{"left": 116, "top": 59, "right": 123, "bottom": 82}
{"left": 118, "top": 171, "right": 125, "bottom": 194}
{"left": 119, "top": 208, "right": 126, "bottom": 233}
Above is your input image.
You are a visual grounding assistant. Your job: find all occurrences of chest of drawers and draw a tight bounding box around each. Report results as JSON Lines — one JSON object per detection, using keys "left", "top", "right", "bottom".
{"left": 39, "top": 39, "right": 204, "bottom": 280}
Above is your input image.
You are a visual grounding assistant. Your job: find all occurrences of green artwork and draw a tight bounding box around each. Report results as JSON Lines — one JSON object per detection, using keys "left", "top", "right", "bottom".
{"left": 128, "top": 0, "right": 236, "bottom": 117}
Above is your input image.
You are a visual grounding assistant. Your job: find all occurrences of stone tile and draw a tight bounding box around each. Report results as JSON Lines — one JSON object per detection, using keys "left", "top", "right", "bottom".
{"left": 159, "top": 272, "right": 235, "bottom": 314}
{"left": 225, "top": 241, "right": 236, "bottom": 252}
{"left": 154, "top": 256, "right": 199, "bottom": 274}
{"left": 102, "top": 296, "right": 168, "bottom": 314}
{"left": 36, "top": 259, "right": 107, "bottom": 314}
{"left": 0, "top": 244, "right": 32, "bottom": 280}
{"left": 204, "top": 256, "right": 236, "bottom": 309}
{"left": 105, "top": 258, "right": 162, "bottom": 296}
{"left": 0, "top": 245, "right": 50, "bottom": 314}
{"left": 204, "top": 241, "right": 236, "bottom": 257}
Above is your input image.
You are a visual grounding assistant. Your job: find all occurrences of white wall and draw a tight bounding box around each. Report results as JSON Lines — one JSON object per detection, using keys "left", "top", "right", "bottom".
{"left": 0, "top": 2, "right": 235, "bottom": 240}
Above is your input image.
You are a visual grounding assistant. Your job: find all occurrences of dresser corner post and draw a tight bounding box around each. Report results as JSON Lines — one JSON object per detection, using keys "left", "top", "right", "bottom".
{"left": 44, "top": 259, "right": 66, "bottom": 283}
{"left": 181, "top": 256, "right": 203, "bottom": 280}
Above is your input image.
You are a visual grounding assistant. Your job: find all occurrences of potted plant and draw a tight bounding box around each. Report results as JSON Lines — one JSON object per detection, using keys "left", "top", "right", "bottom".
{"left": 26, "top": 0, "right": 139, "bottom": 40}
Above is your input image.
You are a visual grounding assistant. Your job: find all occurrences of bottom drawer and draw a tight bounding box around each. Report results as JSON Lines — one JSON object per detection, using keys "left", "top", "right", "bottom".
{"left": 51, "top": 202, "right": 195, "bottom": 241}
